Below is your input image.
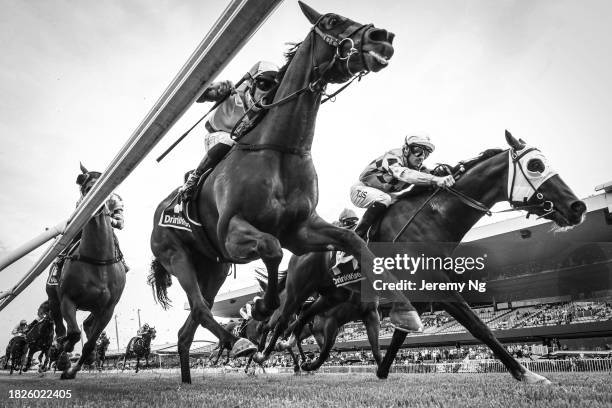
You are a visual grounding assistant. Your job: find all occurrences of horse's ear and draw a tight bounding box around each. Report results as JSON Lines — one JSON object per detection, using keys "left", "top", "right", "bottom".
{"left": 298, "top": 1, "right": 322, "bottom": 25}
{"left": 80, "top": 162, "right": 88, "bottom": 174}
{"left": 505, "top": 130, "right": 525, "bottom": 150}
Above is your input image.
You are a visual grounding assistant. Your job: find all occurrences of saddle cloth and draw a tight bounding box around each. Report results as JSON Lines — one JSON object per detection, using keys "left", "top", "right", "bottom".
{"left": 157, "top": 194, "right": 201, "bottom": 233}
{"left": 331, "top": 251, "right": 364, "bottom": 287}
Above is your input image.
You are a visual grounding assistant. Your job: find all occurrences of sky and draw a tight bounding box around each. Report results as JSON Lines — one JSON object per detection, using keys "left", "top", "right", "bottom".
{"left": 1, "top": 0, "right": 611, "bottom": 352}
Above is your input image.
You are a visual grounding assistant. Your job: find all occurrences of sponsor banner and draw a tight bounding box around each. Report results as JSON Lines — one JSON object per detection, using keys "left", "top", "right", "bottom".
{"left": 361, "top": 241, "right": 612, "bottom": 303}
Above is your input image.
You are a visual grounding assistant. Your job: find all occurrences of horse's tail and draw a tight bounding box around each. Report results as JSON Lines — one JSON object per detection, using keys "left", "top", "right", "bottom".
{"left": 148, "top": 259, "right": 172, "bottom": 310}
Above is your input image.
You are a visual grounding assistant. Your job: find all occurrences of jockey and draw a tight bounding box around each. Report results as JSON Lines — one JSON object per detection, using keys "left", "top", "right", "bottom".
{"left": 239, "top": 300, "right": 254, "bottom": 321}
{"left": 338, "top": 208, "right": 359, "bottom": 230}
{"left": 350, "top": 134, "right": 455, "bottom": 239}
{"left": 137, "top": 323, "right": 150, "bottom": 337}
{"left": 97, "top": 331, "right": 110, "bottom": 346}
{"left": 11, "top": 320, "right": 29, "bottom": 337}
{"left": 180, "top": 61, "right": 280, "bottom": 201}
{"left": 48, "top": 166, "right": 125, "bottom": 284}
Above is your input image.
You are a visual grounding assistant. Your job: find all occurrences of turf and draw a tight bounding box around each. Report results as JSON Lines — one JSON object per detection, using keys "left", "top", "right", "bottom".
{"left": 1, "top": 371, "right": 611, "bottom": 407}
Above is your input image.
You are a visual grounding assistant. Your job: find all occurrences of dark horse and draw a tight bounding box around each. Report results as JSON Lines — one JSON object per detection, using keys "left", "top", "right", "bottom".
{"left": 46, "top": 166, "right": 127, "bottom": 379}
{"left": 4, "top": 336, "right": 28, "bottom": 375}
{"left": 122, "top": 327, "right": 156, "bottom": 373}
{"left": 277, "top": 132, "right": 586, "bottom": 384}
{"left": 24, "top": 317, "right": 54, "bottom": 372}
{"left": 149, "top": 2, "right": 403, "bottom": 383}
{"left": 254, "top": 253, "right": 382, "bottom": 371}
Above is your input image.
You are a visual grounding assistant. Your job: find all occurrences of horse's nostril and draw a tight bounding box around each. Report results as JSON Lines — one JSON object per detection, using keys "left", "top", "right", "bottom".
{"left": 570, "top": 200, "right": 587, "bottom": 215}
{"left": 368, "top": 28, "right": 389, "bottom": 43}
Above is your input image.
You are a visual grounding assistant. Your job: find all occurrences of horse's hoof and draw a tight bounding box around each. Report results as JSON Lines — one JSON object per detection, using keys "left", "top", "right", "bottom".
{"left": 60, "top": 370, "right": 76, "bottom": 380}
{"left": 56, "top": 353, "right": 70, "bottom": 371}
{"left": 521, "top": 370, "right": 552, "bottom": 385}
{"left": 300, "top": 362, "right": 317, "bottom": 372}
{"left": 230, "top": 338, "right": 257, "bottom": 358}
{"left": 252, "top": 352, "right": 266, "bottom": 364}
{"left": 376, "top": 368, "right": 389, "bottom": 379}
{"left": 390, "top": 310, "right": 423, "bottom": 333}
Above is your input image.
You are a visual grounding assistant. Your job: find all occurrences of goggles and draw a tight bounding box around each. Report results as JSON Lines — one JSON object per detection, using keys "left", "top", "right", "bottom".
{"left": 255, "top": 78, "right": 275, "bottom": 92}
{"left": 409, "top": 144, "right": 432, "bottom": 158}
{"left": 341, "top": 217, "right": 359, "bottom": 227}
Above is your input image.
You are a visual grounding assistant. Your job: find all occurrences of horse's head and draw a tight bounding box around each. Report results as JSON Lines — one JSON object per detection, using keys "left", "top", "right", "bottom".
{"left": 504, "top": 130, "right": 586, "bottom": 227}
{"left": 299, "top": 1, "right": 394, "bottom": 83}
{"left": 76, "top": 162, "right": 102, "bottom": 196}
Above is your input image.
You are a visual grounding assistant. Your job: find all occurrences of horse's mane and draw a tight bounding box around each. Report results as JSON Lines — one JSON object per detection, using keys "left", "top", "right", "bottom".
{"left": 396, "top": 148, "right": 505, "bottom": 201}
{"left": 276, "top": 42, "right": 301, "bottom": 85}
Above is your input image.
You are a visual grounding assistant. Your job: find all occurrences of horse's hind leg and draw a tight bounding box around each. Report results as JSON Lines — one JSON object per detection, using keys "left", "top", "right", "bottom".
{"left": 177, "top": 311, "right": 199, "bottom": 383}
{"left": 224, "top": 216, "right": 283, "bottom": 320}
{"left": 289, "top": 215, "right": 419, "bottom": 318}
{"left": 363, "top": 306, "right": 382, "bottom": 367}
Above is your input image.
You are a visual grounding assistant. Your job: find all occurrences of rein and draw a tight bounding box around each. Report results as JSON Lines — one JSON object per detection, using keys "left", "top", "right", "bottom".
{"left": 65, "top": 209, "right": 124, "bottom": 266}
{"left": 392, "top": 149, "right": 556, "bottom": 242}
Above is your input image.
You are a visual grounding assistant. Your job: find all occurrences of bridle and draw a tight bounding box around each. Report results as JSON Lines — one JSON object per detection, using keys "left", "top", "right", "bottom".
{"left": 393, "top": 148, "right": 558, "bottom": 242}
{"left": 233, "top": 15, "right": 375, "bottom": 155}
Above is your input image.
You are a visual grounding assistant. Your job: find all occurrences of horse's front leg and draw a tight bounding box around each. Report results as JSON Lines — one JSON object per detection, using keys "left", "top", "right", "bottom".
{"left": 441, "top": 296, "right": 551, "bottom": 384}
{"left": 287, "top": 215, "right": 419, "bottom": 324}
{"left": 224, "top": 215, "right": 283, "bottom": 320}
{"left": 24, "top": 347, "right": 35, "bottom": 372}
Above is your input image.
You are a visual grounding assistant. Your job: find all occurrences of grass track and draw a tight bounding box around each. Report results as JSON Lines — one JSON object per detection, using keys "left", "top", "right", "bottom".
{"left": 1, "top": 371, "right": 611, "bottom": 407}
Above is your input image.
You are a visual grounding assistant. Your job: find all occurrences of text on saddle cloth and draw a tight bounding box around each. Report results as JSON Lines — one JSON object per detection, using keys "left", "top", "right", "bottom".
{"left": 158, "top": 195, "right": 201, "bottom": 233}
{"left": 331, "top": 251, "right": 365, "bottom": 287}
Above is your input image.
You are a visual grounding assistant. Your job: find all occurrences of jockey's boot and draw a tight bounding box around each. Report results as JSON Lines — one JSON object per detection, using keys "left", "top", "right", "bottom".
{"left": 353, "top": 202, "right": 388, "bottom": 240}
{"left": 180, "top": 143, "right": 233, "bottom": 202}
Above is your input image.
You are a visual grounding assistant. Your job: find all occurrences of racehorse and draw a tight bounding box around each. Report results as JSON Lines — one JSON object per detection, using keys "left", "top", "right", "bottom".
{"left": 122, "top": 327, "right": 156, "bottom": 373}
{"left": 24, "top": 316, "right": 54, "bottom": 372}
{"left": 254, "top": 252, "right": 382, "bottom": 371}
{"left": 46, "top": 165, "right": 127, "bottom": 379}
{"left": 149, "top": 2, "right": 401, "bottom": 383}
{"left": 278, "top": 132, "right": 586, "bottom": 384}
{"left": 4, "top": 336, "right": 28, "bottom": 375}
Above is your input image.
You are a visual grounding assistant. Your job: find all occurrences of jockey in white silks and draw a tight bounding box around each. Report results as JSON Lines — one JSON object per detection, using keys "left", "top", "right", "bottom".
{"left": 349, "top": 133, "right": 455, "bottom": 332}
{"left": 180, "top": 61, "right": 280, "bottom": 201}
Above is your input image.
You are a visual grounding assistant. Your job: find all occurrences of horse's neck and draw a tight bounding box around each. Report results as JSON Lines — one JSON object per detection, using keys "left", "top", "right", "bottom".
{"left": 79, "top": 212, "right": 114, "bottom": 258}
{"left": 245, "top": 35, "right": 324, "bottom": 150}
{"left": 390, "top": 153, "right": 508, "bottom": 243}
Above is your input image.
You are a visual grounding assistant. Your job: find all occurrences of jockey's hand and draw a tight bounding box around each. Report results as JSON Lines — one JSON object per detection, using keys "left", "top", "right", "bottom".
{"left": 434, "top": 175, "right": 455, "bottom": 188}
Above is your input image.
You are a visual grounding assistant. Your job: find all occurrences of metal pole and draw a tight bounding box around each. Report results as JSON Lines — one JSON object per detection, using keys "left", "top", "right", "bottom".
{"left": 114, "top": 315, "right": 120, "bottom": 352}
{"left": 0, "top": 220, "right": 68, "bottom": 273}
{"left": 137, "top": 309, "right": 141, "bottom": 328}
{"left": 0, "top": 0, "right": 284, "bottom": 313}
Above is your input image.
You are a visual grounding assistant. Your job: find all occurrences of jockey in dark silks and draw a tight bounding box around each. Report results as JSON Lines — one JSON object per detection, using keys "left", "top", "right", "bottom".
{"left": 48, "top": 167, "right": 125, "bottom": 285}
{"left": 137, "top": 323, "right": 153, "bottom": 338}
{"left": 349, "top": 134, "right": 454, "bottom": 332}
{"left": 179, "top": 61, "right": 280, "bottom": 201}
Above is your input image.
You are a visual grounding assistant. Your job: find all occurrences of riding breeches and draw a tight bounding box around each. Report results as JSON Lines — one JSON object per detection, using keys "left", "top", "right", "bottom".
{"left": 204, "top": 131, "right": 236, "bottom": 153}
{"left": 350, "top": 182, "right": 393, "bottom": 208}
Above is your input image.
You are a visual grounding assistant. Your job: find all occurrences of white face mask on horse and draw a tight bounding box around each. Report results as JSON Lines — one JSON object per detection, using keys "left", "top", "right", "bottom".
{"left": 507, "top": 145, "right": 558, "bottom": 206}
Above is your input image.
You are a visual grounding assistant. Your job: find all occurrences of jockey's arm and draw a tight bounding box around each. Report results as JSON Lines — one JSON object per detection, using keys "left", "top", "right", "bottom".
{"left": 388, "top": 163, "right": 436, "bottom": 186}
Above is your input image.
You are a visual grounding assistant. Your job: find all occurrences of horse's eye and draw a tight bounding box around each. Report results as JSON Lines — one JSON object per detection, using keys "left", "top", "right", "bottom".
{"left": 328, "top": 16, "right": 339, "bottom": 26}
{"left": 527, "top": 158, "right": 545, "bottom": 173}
